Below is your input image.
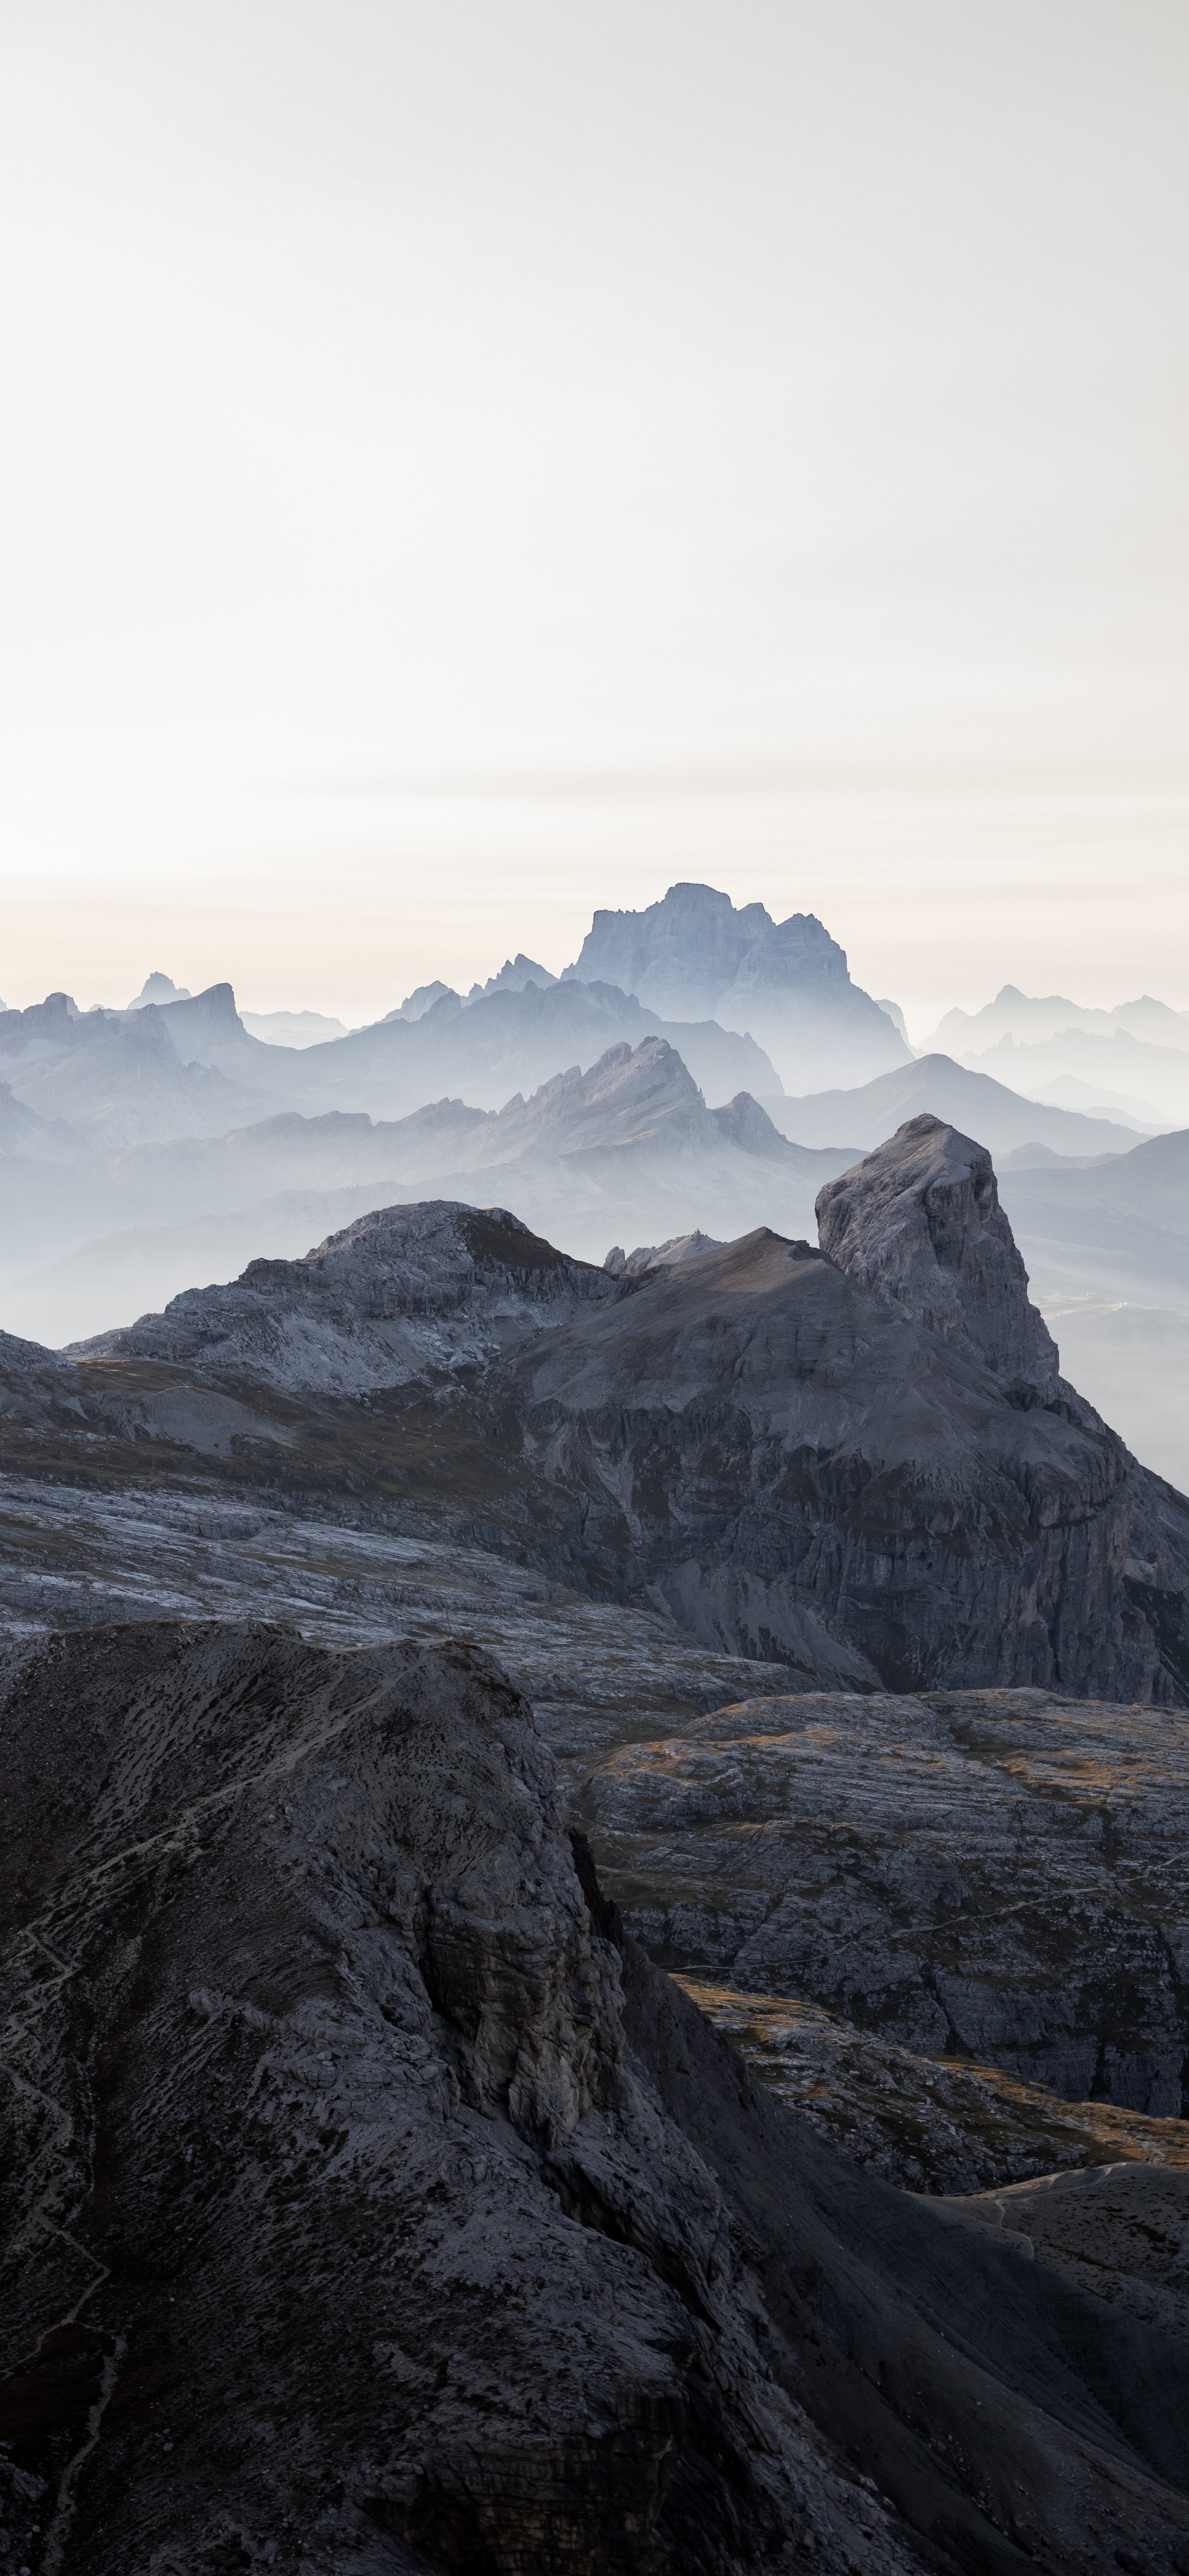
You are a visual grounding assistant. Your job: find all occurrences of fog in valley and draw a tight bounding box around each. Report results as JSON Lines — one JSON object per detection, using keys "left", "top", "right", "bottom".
{"left": 7, "top": 8, "right": 1189, "bottom": 2562}
{"left": 4, "top": 879, "right": 1187, "bottom": 1491}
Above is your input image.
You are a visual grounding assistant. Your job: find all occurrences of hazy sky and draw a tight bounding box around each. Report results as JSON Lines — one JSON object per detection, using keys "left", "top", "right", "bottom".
{"left": 1, "top": 0, "right": 1186, "bottom": 1037}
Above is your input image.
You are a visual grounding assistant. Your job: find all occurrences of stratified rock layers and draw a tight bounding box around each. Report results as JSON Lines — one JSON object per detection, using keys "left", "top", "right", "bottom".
{"left": 578, "top": 1685, "right": 1189, "bottom": 2114}
{"left": 2, "top": 1624, "right": 1189, "bottom": 2575}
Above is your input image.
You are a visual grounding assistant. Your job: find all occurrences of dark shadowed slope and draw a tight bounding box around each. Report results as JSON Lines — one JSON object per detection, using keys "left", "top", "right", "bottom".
{"left": 2, "top": 1620, "right": 1187, "bottom": 2575}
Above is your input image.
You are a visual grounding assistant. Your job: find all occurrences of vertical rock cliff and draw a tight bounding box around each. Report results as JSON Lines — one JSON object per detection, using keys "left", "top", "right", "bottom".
{"left": 816, "top": 1113, "right": 1060, "bottom": 1391}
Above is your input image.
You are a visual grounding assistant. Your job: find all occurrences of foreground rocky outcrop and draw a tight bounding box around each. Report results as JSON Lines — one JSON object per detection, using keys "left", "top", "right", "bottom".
{"left": 3, "top": 1621, "right": 1189, "bottom": 2575}
{"left": 675, "top": 1978, "right": 1189, "bottom": 2194}
{"left": 2, "top": 1115, "right": 1186, "bottom": 1704}
{"left": 578, "top": 1684, "right": 1189, "bottom": 2117}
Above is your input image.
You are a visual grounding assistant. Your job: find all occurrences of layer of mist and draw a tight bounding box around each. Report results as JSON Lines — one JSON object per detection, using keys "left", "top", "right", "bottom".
{"left": 3, "top": 887, "right": 1186, "bottom": 1487}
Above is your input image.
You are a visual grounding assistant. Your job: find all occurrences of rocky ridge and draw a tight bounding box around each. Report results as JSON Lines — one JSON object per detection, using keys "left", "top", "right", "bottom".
{"left": 765, "top": 1055, "right": 1144, "bottom": 1158}
{"left": 0, "top": 1466, "right": 1186, "bottom": 2194}
{"left": 0, "top": 1118, "right": 1175, "bottom": 1703}
{"left": 2, "top": 1619, "right": 1189, "bottom": 2575}
{"left": 74, "top": 1198, "right": 612, "bottom": 1388}
{"left": 1, "top": 1041, "right": 852, "bottom": 1349}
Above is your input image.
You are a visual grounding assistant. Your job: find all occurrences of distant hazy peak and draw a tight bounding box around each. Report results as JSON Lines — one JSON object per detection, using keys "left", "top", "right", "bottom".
{"left": 0, "top": 991, "right": 96, "bottom": 1042}
{"left": 816, "top": 1112, "right": 1059, "bottom": 1389}
{"left": 929, "top": 986, "right": 1189, "bottom": 1054}
{"left": 468, "top": 953, "right": 558, "bottom": 1000}
{"left": 241, "top": 1009, "right": 348, "bottom": 1047}
{"left": 561, "top": 881, "right": 908, "bottom": 1092}
{"left": 709, "top": 1091, "right": 789, "bottom": 1156}
{"left": 875, "top": 998, "right": 911, "bottom": 1044}
{"left": 383, "top": 980, "right": 459, "bottom": 1023}
{"left": 128, "top": 971, "right": 192, "bottom": 1008}
{"left": 564, "top": 882, "right": 796, "bottom": 1008}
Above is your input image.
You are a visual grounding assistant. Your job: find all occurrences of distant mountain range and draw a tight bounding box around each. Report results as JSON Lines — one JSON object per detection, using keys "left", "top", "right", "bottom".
{"left": 0, "top": 976, "right": 778, "bottom": 1149}
{"left": 564, "top": 881, "right": 908, "bottom": 1090}
{"left": 0, "top": 991, "right": 254, "bottom": 1145}
{"left": 240, "top": 1007, "right": 348, "bottom": 1047}
{"left": 929, "top": 982, "right": 1189, "bottom": 1053}
{"left": 956, "top": 1027, "right": 1189, "bottom": 1127}
{"left": 0, "top": 1040, "right": 854, "bottom": 1345}
{"left": 362, "top": 885, "right": 908, "bottom": 1091}
{"left": 924, "top": 982, "right": 1189, "bottom": 1129}
{"left": 763, "top": 1054, "right": 1142, "bottom": 1158}
{"left": 6, "top": 908, "right": 1189, "bottom": 1486}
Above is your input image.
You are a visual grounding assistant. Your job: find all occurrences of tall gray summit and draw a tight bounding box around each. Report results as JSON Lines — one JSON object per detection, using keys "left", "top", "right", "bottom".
{"left": 564, "top": 880, "right": 910, "bottom": 1091}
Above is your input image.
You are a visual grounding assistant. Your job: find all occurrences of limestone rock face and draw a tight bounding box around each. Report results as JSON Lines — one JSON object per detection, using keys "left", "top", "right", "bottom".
{"left": 17, "top": 1155, "right": 1189, "bottom": 1703}
{"left": 76, "top": 1200, "right": 614, "bottom": 1388}
{"left": 3, "top": 1621, "right": 1189, "bottom": 2574}
{"left": 816, "top": 1114, "right": 1059, "bottom": 1389}
{"left": 512, "top": 1225, "right": 1189, "bottom": 1703}
{"left": 565, "top": 883, "right": 910, "bottom": 1090}
{"left": 579, "top": 1685, "right": 1189, "bottom": 2114}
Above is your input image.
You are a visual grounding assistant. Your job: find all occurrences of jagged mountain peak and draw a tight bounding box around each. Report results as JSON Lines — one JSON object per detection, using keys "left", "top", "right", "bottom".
{"left": 19, "top": 1130, "right": 1189, "bottom": 1699}
{"left": 127, "top": 970, "right": 193, "bottom": 1007}
{"left": 481, "top": 1036, "right": 709, "bottom": 1159}
{"left": 816, "top": 1112, "right": 1059, "bottom": 1388}
{"left": 382, "top": 978, "right": 459, "bottom": 1023}
{"left": 710, "top": 1089, "right": 789, "bottom": 1156}
{"left": 468, "top": 951, "right": 558, "bottom": 999}
{"left": 563, "top": 881, "right": 908, "bottom": 1091}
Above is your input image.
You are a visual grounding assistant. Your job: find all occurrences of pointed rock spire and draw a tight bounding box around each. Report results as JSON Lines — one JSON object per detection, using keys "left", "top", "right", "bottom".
{"left": 816, "top": 1112, "right": 1059, "bottom": 1389}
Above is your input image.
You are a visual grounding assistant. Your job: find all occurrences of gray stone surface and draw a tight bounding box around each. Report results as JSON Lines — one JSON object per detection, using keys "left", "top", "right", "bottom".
{"left": 0, "top": 1473, "right": 790, "bottom": 1776}
{"left": 2, "top": 1126, "right": 1187, "bottom": 1702}
{"left": 576, "top": 1685, "right": 1189, "bottom": 2114}
{"left": 673, "top": 1977, "right": 1189, "bottom": 2195}
{"left": 816, "top": 1115, "right": 1059, "bottom": 1389}
{"left": 3, "top": 1621, "right": 1189, "bottom": 2574}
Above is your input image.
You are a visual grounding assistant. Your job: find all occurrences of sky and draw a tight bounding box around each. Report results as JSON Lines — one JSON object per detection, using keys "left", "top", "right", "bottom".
{"left": 0, "top": 0, "right": 1186, "bottom": 1041}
